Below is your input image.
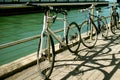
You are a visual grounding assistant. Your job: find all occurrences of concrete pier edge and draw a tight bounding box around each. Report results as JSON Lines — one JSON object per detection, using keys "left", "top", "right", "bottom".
{"left": 0, "top": 43, "right": 68, "bottom": 79}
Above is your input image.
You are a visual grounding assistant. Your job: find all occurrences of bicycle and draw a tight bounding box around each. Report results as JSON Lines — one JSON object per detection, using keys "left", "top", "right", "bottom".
{"left": 79, "top": 4, "right": 108, "bottom": 49}
{"left": 110, "top": 2, "right": 120, "bottom": 34}
{"left": 36, "top": 6, "right": 81, "bottom": 79}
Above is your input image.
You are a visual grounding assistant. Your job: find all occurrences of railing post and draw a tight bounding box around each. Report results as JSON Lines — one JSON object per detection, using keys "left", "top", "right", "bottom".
{"left": 91, "top": 3, "right": 95, "bottom": 22}
{"left": 90, "top": 3, "right": 95, "bottom": 40}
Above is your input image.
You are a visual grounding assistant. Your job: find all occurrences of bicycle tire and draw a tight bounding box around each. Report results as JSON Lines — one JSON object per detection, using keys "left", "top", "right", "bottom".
{"left": 80, "top": 20, "right": 98, "bottom": 49}
{"left": 99, "top": 16, "right": 109, "bottom": 39}
{"left": 37, "top": 34, "right": 55, "bottom": 80}
{"left": 66, "top": 22, "right": 81, "bottom": 53}
{"left": 110, "top": 12, "right": 120, "bottom": 34}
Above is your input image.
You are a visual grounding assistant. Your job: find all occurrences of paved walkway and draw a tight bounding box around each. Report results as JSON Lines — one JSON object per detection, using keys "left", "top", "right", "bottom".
{"left": 5, "top": 32, "right": 120, "bottom": 80}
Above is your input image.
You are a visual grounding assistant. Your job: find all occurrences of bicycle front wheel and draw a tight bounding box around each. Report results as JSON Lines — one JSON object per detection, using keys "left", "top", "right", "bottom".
{"left": 110, "top": 12, "right": 120, "bottom": 34}
{"left": 37, "top": 34, "right": 55, "bottom": 80}
{"left": 80, "top": 20, "right": 98, "bottom": 49}
{"left": 100, "top": 16, "right": 109, "bottom": 39}
{"left": 66, "top": 22, "right": 81, "bottom": 53}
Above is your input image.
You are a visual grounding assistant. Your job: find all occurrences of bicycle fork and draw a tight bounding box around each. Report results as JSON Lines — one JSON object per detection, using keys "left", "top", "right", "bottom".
{"left": 90, "top": 18, "right": 98, "bottom": 40}
{"left": 39, "top": 14, "right": 47, "bottom": 58}
{"left": 59, "top": 14, "right": 67, "bottom": 48}
{"left": 62, "top": 14, "right": 67, "bottom": 42}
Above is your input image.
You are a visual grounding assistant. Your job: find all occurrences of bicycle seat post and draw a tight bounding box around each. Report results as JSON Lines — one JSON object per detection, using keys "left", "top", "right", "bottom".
{"left": 46, "top": 10, "right": 50, "bottom": 29}
{"left": 91, "top": 4, "right": 95, "bottom": 20}
{"left": 111, "top": 2, "right": 116, "bottom": 14}
{"left": 96, "top": 10, "right": 99, "bottom": 17}
{"left": 63, "top": 14, "right": 67, "bottom": 40}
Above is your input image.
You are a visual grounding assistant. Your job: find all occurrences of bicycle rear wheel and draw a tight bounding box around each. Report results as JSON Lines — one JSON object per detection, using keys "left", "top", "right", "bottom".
{"left": 110, "top": 12, "right": 120, "bottom": 34}
{"left": 80, "top": 20, "right": 98, "bottom": 49}
{"left": 66, "top": 22, "right": 81, "bottom": 53}
{"left": 100, "top": 16, "right": 109, "bottom": 39}
{"left": 37, "top": 34, "right": 55, "bottom": 80}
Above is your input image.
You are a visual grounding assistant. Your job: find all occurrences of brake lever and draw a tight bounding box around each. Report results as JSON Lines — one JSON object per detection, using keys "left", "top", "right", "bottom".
{"left": 52, "top": 15, "right": 57, "bottom": 23}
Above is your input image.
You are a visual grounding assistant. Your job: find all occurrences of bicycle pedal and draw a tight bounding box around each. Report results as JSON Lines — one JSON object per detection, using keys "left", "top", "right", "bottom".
{"left": 59, "top": 44, "right": 64, "bottom": 49}
{"left": 70, "top": 34, "right": 78, "bottom": 40}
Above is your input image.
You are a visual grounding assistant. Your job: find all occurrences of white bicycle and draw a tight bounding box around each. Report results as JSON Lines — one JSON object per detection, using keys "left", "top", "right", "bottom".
{"left": 36, "top": 6, "right": 81, "bottom": 79}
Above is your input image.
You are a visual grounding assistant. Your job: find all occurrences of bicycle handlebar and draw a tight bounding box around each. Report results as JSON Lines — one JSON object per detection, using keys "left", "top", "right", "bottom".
{"left": 78, "top": 7, "right": 92, "bottom": 12}
{"left": 26, "top": 2, "right": 67, "bottom": 15}
{"left": 42, "top": 6, "right": 67, "bottom": 23}
{"left": 52, "top": 8, "right": 68, "bottom": 15}
{"left": 96, "top": 8, "right": 102, "bottom": 12}
{"left": 78, "top": 4, "right": 98, "bottom": 12}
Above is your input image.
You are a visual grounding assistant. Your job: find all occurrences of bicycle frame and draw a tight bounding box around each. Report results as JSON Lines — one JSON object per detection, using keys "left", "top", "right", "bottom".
{"left": 111, "top": 4, "right": 119, "bottom": 25}
{"left": 87, "top": 9, "right": 104, "bottom": 34}
{"left": 87, "top": 10, "right": 99, "bottom": 35}
{"left": 40, "top": 9, "right": 68, "bottom": 56}
{"left": 109, "top": 2, "right": 120, "bottom": 34}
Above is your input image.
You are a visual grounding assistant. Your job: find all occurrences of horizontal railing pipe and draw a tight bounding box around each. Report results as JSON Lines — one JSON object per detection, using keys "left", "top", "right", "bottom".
{"left": 0, "top": 28, "right": 64, "bottom": 49}
{"left": 0, "top": 15, "right": 117, "bottom": 50}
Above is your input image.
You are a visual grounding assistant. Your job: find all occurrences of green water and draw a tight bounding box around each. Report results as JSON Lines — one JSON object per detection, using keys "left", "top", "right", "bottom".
{"left": 0, "top": 6, "right": 116, "bottom": 65}
{"left": 0, "top": 13, "right": 45, "bottom": 65}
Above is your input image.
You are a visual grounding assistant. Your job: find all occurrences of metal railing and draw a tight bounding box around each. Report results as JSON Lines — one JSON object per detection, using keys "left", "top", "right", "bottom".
{"left": 0, "top": 5, "right": 119, "bottom": 66}
{"left": 0, "top": 28, "right": 64, "bottom": 49}
{"left": 0, "top": 15, "right": 113, "bottom": 49}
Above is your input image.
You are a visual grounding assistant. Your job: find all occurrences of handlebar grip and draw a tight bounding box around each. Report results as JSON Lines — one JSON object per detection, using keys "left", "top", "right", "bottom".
{"left": 96, "top": 8, "right": 102, "bottom": 13}
{"left": 56, "top": 9, "right": 67, "bottom": 15}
